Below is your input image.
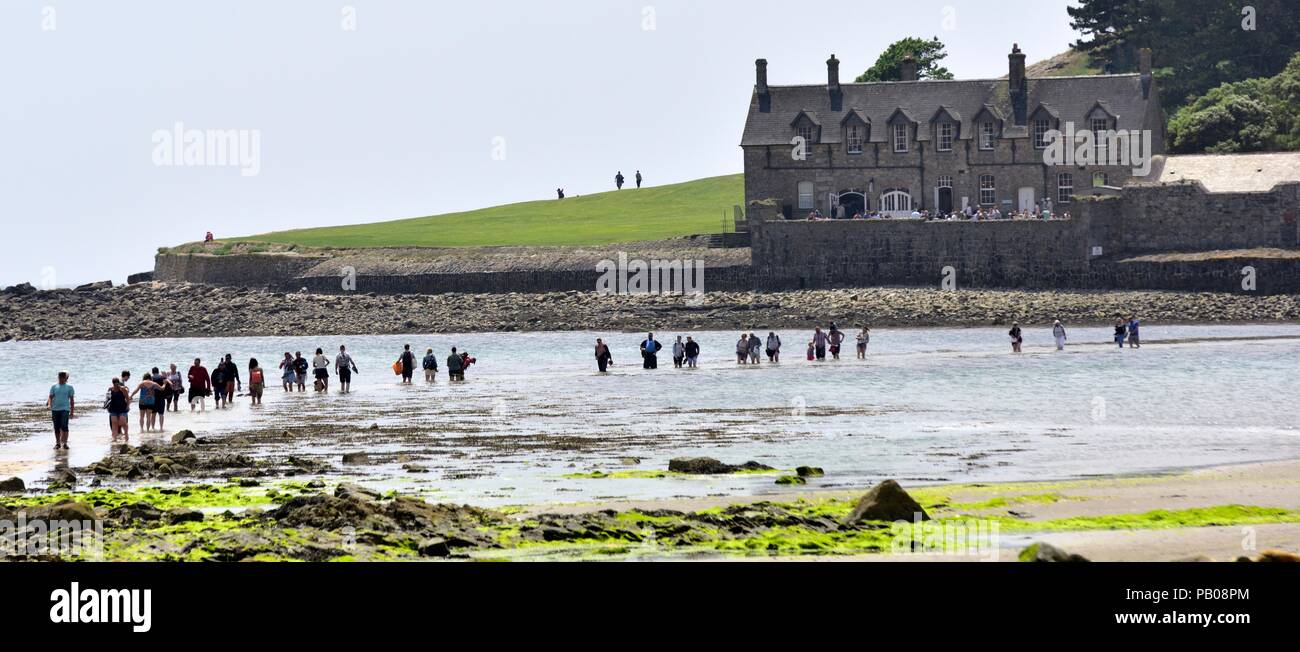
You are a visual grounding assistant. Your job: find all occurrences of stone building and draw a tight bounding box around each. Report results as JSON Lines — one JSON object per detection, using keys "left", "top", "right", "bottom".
{"left": 742, "top": 45, "right": 1166, "bottom": 218}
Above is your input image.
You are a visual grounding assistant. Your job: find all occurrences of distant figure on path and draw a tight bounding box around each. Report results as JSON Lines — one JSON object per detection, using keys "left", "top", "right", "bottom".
{"left": 673, "top": 336, "right": 686, "bottom": 368}
{"left": 337, "top": 345, "right": 359, "bottom": 392}
{"left": 1053, "top": 320, "right": 1068, "bottom": 351}
{"left": 1009, "top": 322, "right": 1023, "bottom": 353}
{"left": 595, "top": 338, "right": 614, "bottom": 372}
{"left": 447, "top": 347, "right": 465, "bottom": 381}
{"left": 635, "top": 170, "right": 643, "bottom": 188}
{"left": 1127, "top": 315, "right": 1141, "bottom": 349}
{"left": 616, "top": 171, "right": 625, "bottom": 190}
{"left": 557, "top": 188, "right": 565, "bottom": 200}
{"left": 204, "top": 231, "right": 214, "bottom": 243}
{"left": 188, "top": 358, "right": 211, "bottom": 412}
{"left": 47, "top": 371, "right": 74, "bottom": 450}
{"left": 856, "top": 328, "right": 870, "bottom": 359}
{"left": 397, "top": 344, "right": 415, "bottom": 384}
{"left": 684, "top": 337, "right": 700, "bottom": 368}
{"left": 1114, "top": 319, "right": 1128, "bottom": 349}
{"left": 640, "top": 333, "right": 661, "bottom": 369}
{"left": 423, "top": 348, "right": 439, "bottom": 382}
{"left": 766, "top": 332, "right": 781, "bottom": 362}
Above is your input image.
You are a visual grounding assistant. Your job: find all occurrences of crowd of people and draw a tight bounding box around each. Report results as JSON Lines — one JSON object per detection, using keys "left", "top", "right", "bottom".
{"left": 805, "top": 205, "right": 1071, "bottom": 222}
{"left": 43, "top": 317, "right": 1146, "bottom": 450}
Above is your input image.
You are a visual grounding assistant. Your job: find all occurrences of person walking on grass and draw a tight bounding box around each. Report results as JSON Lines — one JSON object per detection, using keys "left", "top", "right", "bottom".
{"left": 766, "top": 331, "right": 781, "bottom": 363}
{"left": 595, "top": 338, "right": 614, "bottom": 373}
{"left": 1009, "top": 322, "right": 1024, "bottom": 354}
{"left": 1127, "top": 314, "right": 1141, "bottom": 349}
{"left": 397, "top": 344, "right": 415, "bottom": 384}
{"left": 616, "top": 171, "right": 625, "bottom": 190}
{"left": 280, "top": 353, "right": 296, "bottom": 392}
{"left": 1053, "top": 320, "right": 1068, "bottom": 351}
{"left": 635, "top": 170, "right": 643, "bottom": 189}
{"left": 248, "top": 359, "right": 265, "bottom": 406}
{"left": 856, "top": 328, "right": 870, "bottom": 359}
{"left": 447, "top": 347, "right": 465, "bottom": 381}
{"left": 337, "top": 345, "right": 359, "bottom": 393}
{"left": 188, "top": 358, "right": 211, "bottom": 412}
{"left": 47, "top": 371, "right": 74, "bottom": 451}
{"left": 423, "top": 348, "right": 439, "bottom": 382}
{"left": 684, "top": 337, "right": 700, "bottom": 368}
{"left": 106, "top": 377, "right": 129, "bottom": 444}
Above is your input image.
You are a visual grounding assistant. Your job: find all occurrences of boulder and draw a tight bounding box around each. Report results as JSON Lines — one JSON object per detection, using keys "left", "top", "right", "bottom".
{"left": 418, "top": 538, "right": 452, "bottom": 558}
{"left": 775, "top": 475, "right": 806, "bottom": 486}
{"left": 844, "top": 480, "right": 930, "bottom": 524}
{"left": 74, "top": 281, "right": 113, "bottom": 292}
{"left": 171, "top": 430, "right": 196, "bottom": 444}
{"left": 668, "top": 458, "right": 733, "bottom": 474}
{"left": 2, "top": 283, "right": 38, "bottom": 296}
{"left": 107, "top": 502, "right": 165, "bottom": 524}
{"left": 1019, "top": 542, "right": 1089, "bottom": 563}
{"left": 0, "top": 477, "right": 25, "bottom": 493}
{"left": 334, "top": 483, "right": 381, "bottom": 501}
{"left": 341, "top": 452, "right": 370, "bottom": 465}
{"left": 165, "top": 508, "right": 205, "bottom": 525}
{"left": 30, "top": 501, "right": 98, "bottom": 523}
{"left": 1256, "top": 549, "right": 1300, "bottom": 563}
{"left": 796, "top": 466, "right": 825, "bottom": 477}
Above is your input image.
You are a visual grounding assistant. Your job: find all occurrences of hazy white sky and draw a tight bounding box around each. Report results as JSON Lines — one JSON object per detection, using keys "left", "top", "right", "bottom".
{"left": 1, "top": 0, "right": 1083, "bottom": 286}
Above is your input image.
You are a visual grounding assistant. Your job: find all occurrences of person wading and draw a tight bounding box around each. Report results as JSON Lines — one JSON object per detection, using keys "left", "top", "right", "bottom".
{"left": 423, "top": 348, "right": 439, "bottom": 382}
{"left": 397, "top": 345, "right": 415, "bottom": 385}
{"left": 640, "top": 333, "right": 661, "bottom": 369}
{"left": 595, "top": 338, "right": 614, "bottom": 373}
{"left": 47, "top": 371, "right": 75, "bottom": 450}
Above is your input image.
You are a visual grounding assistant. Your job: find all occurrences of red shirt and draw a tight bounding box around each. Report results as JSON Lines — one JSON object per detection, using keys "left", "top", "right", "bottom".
{"left": 188, "top": 366, "right": 210, "bottom": 390}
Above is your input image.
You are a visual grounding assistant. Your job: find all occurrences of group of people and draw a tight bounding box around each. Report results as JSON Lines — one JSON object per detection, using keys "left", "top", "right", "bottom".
{"left": 556, "top": 170, "right": 645, "bottom": 200}
{"left": 394, "top": 345, "right": 476, "bottom": 383}
{"left": 1009, "top": 315, "right": 1140, "bottom": 353}
{"left": 805, "top": 207, "right": 1071, "bottom": 221}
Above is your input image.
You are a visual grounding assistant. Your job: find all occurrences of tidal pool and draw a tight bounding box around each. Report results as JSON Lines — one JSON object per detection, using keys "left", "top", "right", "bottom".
{"left": 1, "top": 324, "right": 1298, "bottom": 506}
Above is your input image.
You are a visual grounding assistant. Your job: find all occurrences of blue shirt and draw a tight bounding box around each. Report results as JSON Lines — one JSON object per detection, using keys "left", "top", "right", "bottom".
{"left": 49, "top": 383, "right": 75, "bottom": 412}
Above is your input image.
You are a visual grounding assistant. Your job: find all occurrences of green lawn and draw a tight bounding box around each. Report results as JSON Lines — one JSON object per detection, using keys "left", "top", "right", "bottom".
{"left": 238, "top": 174, "right": 743, "bottom": 249}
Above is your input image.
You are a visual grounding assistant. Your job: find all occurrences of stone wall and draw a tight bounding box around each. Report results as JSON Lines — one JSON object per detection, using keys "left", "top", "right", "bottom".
{"left": 154, "top": 253, "right": 328, "bottom": 288}
{"left": 1079, "top": 181, "right": 1300, "bottom": 251}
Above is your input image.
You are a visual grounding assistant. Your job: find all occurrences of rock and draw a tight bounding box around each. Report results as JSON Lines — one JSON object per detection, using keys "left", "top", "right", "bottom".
{"left": 306, "top": 480, "right": 326, "bottom": 489}
{"left": 775, "top": 475, "right": 806, "bottom": 485}
{"left": 369, "top": 423, "right": 381, "bottom": 431}
{"left": 844, "top": 480, "right": 930, "bottom": 524}
{"left": 1256, "top": 549, "right": 1300, "bottom": 563}
{"left": 171, "top": 430, "right": 196, "bottom": 444}
{"left": 619, "top": 457, "right": 642, "bottom": 466}
{"left": 796, "top": 466, "right": 825, "bottom": 477}
{"left": 126, "top": 271, "right": 154, "bottom": 285}
{"left": 74, "top": 281, "right": 113, "bottom": 292}
{"left": 418, "top": 538, "right": 452, "bottom": 557}
{"left": 669, "top": 458, "right": 733, "bottom": 474}
{"left": 2, "top": 282, "right": 38, "bottom": 296}
{"left": 107, "top": 502, "right": 164, "bottom": 524}
{"left": 0, "top": 477, "right": 25, "bottom": 493}
{"left": 334, "top": 483, "right": 381, "bottom": 501}
{"left": 403, "top": 464, "right": 430, "bottom": 474}
{"left": 735, "top": 461, "right": 776, "bottom": 472}
{"left": 341, "top": 452, "right": 371, "bottom": 465}
{"left": 238, "top": 479, "right": 260, "bottom": 487}
{"left": 1019, "top": 541, "right": 1089, "bottom": 563}
{"left": 30, "top": 501, "right": 98, "bottom": 522}
{"left": 165, "top": 508, "right": 205, "bottom": 525}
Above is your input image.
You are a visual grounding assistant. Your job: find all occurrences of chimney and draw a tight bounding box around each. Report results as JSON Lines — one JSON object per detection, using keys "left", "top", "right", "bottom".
{"left": 1139, "top": 48, "right": 1153, "bottom": 99}
{"left": 899, "top": 53, "right": 918, "bottom": 82}
{"left": 827, "top": 54, "right": 843, "bottom": 111}
{"left": 1009, "top": 43, "right": 1028, "bottom": 126}
{"left": 755, "top": 58, "right": 771, "bottom": 113}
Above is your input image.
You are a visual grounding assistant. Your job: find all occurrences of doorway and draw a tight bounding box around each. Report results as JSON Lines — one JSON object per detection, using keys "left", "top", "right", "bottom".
{"left": 839, "top": 192, "right": 865, "bottom": 218}
{"left": 1018, "top": 187, "right": 1035, "bottom": 213}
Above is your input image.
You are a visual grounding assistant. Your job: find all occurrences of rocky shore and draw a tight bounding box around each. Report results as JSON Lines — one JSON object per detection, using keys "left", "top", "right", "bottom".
{"left": 3, "top": 281, "right": 1299, "bottom": 341}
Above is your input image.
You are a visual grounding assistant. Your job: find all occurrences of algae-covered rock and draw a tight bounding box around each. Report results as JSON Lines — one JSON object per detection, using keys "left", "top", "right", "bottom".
{"left": 668, "top": 458, "right": 776, "bottom": 475}
{"left": 107, "top": 502, "right": 165, "bottom": 525}
{"left": 844, "top": 480, "right": 929, "bottom": 524}
{"left": 796, "top": 466, "right": 825, "bottom": 477}
{"left": 341, "top": 452, "right": 371, "bottom": 465}
{"left": 0, "top": 476, "right": 26, "bottom": 493}
{"left": 775, "top": 475, "right": 806, "bottom": 485}
{"left": 165, "top": 508, "right": 205, "bottom": 525}
{"left": 1019, "top": 541, "right": 1089, "bottom": 563}
{"left": 171, "top": 430, "right": 196, "bottom": 445}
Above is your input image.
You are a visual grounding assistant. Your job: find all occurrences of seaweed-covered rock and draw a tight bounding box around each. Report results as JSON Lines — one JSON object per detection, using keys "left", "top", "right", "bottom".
{"left": 1019, "top": 541, "right": 1089, "bottom": 563}
{"left": 775, "top": 475, "right": 806, "bottom": 485}
{"left": 668, "top": 458, "right": 775, "bottom": 475}
{"left": 844, "top": 480, "right": 929, "bottom": 524}
{"left": 107, "top": 502, "right": 165, "bottom": 525}
{"left": 796, "top": 466, "right": 825, "bottom": 477}
{"left": 0, "top": 477, "right": 25, "bottom": 493}
{"left": 165, "top": 508, "right": 205, "bottom": 525}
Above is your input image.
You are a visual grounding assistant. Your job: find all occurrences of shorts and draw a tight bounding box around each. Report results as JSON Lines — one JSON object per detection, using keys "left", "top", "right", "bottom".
{"left": 295, "top": 372, "right": 307, "bottom": 383}
{"left": 766, "top": 348, "right": 776, "bottom": 357}
{"left": 250, "top": 383, "right": 264, "bottom": 398}
{"left": 152, "top": 401, "right": 167, "bottom": 414}
{"left": 314, "top": 369, "right": 329, "bottom": 380}
{"left": 339, "top": 368, "right": 353, "bottom": 383}
{"left": 109, "top": 411, "right": 129, "bottom": 419}
{"left": 52, "top": 410, "right": 70, "bottom": 432}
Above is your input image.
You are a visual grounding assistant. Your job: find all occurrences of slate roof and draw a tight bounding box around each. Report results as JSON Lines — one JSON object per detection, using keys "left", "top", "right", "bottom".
{"left": 742, "top": 74, "right": 1155, "bottom": 147}
{"left": 1135, "top": 153, "right": 1300, "bottom": 193}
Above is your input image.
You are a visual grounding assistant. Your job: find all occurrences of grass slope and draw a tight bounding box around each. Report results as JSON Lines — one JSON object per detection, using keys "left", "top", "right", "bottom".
{"left": 239, "top": 174, "right": 743, "bottom": 249}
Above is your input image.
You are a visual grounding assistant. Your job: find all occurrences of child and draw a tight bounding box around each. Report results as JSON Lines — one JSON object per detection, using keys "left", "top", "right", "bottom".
{"left": 806, "top": 341, "right": 815, "bottom": 361}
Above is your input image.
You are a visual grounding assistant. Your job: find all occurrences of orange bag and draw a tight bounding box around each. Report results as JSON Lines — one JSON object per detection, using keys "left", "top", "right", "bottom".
{"left": 392, "top": 360, "right": 403, "bottom": 375}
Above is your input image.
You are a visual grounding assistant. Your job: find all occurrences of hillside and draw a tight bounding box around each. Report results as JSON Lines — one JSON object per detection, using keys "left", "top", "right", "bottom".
{"left": 1024, "top": 49, "right": 1103, "bottom": 78}
{"left": 235, "top": 174, "right": 743, "bottom": 249}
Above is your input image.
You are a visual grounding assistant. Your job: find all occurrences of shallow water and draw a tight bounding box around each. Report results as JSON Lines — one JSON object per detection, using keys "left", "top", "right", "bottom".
{"left": 2, "top": 324, "right": 1299, "bottom": 507}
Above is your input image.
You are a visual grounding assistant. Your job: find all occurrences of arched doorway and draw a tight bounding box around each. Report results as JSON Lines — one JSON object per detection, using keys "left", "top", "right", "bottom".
{"left": 880, "top": 189, "right": 912, "bottom": 217}
{"left": 838, "top": 191, "right": 866, "bottom": 218}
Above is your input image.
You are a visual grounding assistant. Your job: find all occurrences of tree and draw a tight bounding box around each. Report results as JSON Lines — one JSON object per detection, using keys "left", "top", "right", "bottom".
{"left": 855, "top": 37, "right": 953, "bottom": 83}
{"left": 1167, "top": 53, "right": 1300, "bottom": 153}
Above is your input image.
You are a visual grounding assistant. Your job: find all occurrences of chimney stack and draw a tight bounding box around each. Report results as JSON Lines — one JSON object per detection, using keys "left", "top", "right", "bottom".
{"left": 756, "top": 58, "right": 771, "bottom": 112}
{"left": 827, "top": 54, "right": 843, "bottom": 110}
{"left": 1138, "top": 48, "right": 1154, "bottom": 99}
{"left": 1009, "top": 43, "right": 1028, "bottom": 126}
{"left": 899, "top": 53, "right": 918, "bottom": 82}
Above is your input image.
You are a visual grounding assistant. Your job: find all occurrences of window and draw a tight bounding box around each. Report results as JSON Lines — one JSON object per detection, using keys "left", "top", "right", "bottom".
{"left": 798, "top": 124, "right": 815, "bottom": 146}
{"left": 893, "top": 124, "right": 909, "bottom": 153}
{"left": 1057, "top": 173, "right": 1074, "bottom": 204}
{"left": 797, "top": 181, "right": 815, "bottom": 210}
{"left": 979, "top": 122, "right": 996, "bottom": 150}
{"left": 846, "top": 124, "right": 864, "bottom": 154}
{"left": 979, "top": 175, "right": 996, "bottom": 206}
{"left": 1091, "top": 117, "right": 1109, "bottom": 163}
{"left": 936, "top": 122, "right": 954, "bottom": 152}
{"left": 937, "top": 175, "right": 953, "bottom": 188}
{"left": 1092, "top": 171, "right": 1109, "bottom": 187}
{"left": 880, "top": 190, "right": 912, "bottom": 212}
{"left": 1033, "top": 119, "right": 1051, "bottom": 149}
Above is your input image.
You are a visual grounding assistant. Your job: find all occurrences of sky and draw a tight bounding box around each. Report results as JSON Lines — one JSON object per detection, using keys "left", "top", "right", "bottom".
{"left": 0, "top": 0, "right": 1085, "bottom": 287}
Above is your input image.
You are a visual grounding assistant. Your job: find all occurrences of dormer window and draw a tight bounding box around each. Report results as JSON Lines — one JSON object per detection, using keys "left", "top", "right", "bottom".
{"left": 937, "top": 122, "right": 954, "bottom": 152}
{"left": 1090, "top": 117, "right": 1111, "bottom": 162}
{"left": 893, "top": 124, "right": 909, "bottom": 153}
{"left": 1033, "top": 119, "right": 1051, "bottom": 149}
{"left": 846, "top": 124, "right": 864, "bottom": 154}
{"left": 798, "top": 124, "right": 815, "bottom": 145}
{"left": 979, "top": 122, "right": 997, "bottom": 150}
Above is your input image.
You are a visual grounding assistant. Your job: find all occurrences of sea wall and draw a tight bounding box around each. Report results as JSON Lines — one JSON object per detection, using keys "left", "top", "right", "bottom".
{"left": 154, "top": 253, "right": 328, "bottom": 288}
